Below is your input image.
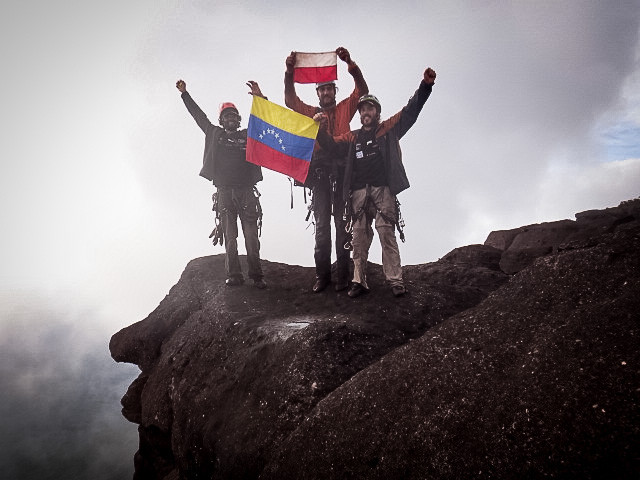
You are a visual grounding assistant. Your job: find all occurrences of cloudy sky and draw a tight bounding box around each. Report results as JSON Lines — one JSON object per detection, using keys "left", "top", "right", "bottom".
{"left": 1, "top": 0, "right": 639, "bottom": 333}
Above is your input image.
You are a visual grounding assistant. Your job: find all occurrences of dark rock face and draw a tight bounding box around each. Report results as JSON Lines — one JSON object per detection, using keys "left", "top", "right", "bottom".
{"left": 486, "top": 198, "right": 640, "bottom": 274}
{"left": 110, "top": 199, "right": 640, "bottom": 479}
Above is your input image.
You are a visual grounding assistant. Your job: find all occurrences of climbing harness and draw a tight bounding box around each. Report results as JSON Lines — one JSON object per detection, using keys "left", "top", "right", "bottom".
{"left": 208, "top": 186, "right": 263, "bottom": 246}
{"left": 344, "top": 188, "right": 407, "bottom": 246}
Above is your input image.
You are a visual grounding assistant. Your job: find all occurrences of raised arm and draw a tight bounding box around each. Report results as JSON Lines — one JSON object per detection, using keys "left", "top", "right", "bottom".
{"left": 334, "top": 47, "right": 369, "bottom": 122}
{"left": 176, "top": 79, "right": 214, "bottom": 134}
{"left": 337, "top": 47, "right": 368, "bottom": 97}
{"left": 284, "top": 52, "right": 316, "bottom": 116}
{"left": 246, "top": 80, "right": 267, "bottom": 100}
{"left": 385, "top": 67, "right": 437, "bottom": 140}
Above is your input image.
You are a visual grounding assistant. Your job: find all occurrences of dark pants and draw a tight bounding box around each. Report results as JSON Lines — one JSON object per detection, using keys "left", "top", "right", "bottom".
{"left": 312, "top": 171, "right": 350, "bottom": 284}
{"left": 217, "top": 186, "right": 263, "bottom": 281}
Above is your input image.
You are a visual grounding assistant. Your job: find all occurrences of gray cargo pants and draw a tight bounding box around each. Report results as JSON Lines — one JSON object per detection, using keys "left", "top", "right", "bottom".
{"left": 350, "top": 185, "right": 403, "bottom": 289}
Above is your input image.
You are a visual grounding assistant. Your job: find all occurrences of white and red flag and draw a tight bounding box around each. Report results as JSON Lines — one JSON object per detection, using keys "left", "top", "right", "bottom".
{"left": 293, "top": 51, "right": 338, "bottom": 84}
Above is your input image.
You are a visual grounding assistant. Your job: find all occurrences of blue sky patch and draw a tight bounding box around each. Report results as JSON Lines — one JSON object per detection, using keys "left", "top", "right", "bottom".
{"left": 599, "top": 121, "right": 640, "bottom": 162}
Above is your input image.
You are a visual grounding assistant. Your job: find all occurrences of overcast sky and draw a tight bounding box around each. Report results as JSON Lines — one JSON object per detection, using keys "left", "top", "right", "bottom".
{"left": 1, "top": 0, "right": 639, "bottom": 332}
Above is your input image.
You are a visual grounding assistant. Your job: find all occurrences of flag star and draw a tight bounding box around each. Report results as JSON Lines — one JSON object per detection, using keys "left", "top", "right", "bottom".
{"left": 281, "top": 145, "right": 286, "bottom": 151}
{"left": 262, "top": 130, "right": 266, "bottom": 136}
{"left": 259, "top": 134, "right": 263, "bottom": 139}
{"left": 278, "top": 138, "right": 283, "bottom": 144}
{"left": 274, "top": 132, "right": 280, "bottom": 138}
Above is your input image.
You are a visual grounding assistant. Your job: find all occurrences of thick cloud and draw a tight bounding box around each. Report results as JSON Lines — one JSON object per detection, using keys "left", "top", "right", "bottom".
{"left": 0, "top": 296, "right": 139, "bottom": 478}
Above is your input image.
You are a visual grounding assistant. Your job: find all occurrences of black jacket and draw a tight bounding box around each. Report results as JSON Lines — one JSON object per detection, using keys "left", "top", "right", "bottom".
{"left": 317, "top": 81, "right": 432, "bottom": 199}
{"left": 181, "top": 91, "right": 262, "bottom": 185}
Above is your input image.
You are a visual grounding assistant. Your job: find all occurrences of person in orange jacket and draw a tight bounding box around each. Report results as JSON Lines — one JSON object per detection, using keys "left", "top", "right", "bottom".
{"left": 284, "top": 47, "right": 369, "bottom": 293}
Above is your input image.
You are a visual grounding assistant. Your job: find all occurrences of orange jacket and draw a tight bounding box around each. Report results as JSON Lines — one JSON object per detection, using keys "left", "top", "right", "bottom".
{"left": 284, "top": 62, "right": 368, "bottom": 174}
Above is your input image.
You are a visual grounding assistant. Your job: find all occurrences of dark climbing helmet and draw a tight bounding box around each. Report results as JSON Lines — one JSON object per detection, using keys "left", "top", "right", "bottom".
{"left": 357, "top": 94, "right": 381, "bottom": 114}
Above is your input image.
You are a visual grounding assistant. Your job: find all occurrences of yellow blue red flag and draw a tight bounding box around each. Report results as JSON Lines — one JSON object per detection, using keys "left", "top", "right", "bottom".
{"left": 247, "top": 96, "right": 319, "bottom": 184}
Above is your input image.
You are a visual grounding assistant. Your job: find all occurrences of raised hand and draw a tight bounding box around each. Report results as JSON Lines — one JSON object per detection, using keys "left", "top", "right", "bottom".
{"left": 423, "top": 68, "right": 436, "bottom": 85}
{"left": 246, "top": 80, "right": 264, "bottom": 98}
{"left": 285, "top": 51, "right": 297, "bottom": 73}
{"left": 336, "top": 47, "right": 352, "bottom": 64}
{"left": 313, "top": 112, "right": 328, "bottom": 129}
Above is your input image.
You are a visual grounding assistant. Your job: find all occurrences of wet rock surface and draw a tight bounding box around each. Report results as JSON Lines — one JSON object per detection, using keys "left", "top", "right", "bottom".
{"left": 110, "top": 199, "right": 640, "bottom": 479}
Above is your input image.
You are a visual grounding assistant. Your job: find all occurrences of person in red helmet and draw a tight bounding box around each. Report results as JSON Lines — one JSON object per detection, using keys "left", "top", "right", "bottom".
{"left": 176, "top": 78, "right": 267, "bottom": 289}
{"left": 315, "top": 67, "right": 437, "bottom": 298}
{"left": 284, "top": 47, "right": 369, "bottom": 294}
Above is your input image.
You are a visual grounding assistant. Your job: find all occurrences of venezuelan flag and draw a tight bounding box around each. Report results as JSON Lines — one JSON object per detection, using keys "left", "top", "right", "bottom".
{"left": 247, "top": 96, "right": 319, "bottom": 184}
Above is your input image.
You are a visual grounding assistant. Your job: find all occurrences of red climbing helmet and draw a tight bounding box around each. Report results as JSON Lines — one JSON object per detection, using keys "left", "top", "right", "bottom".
{"left": 218, "top": 102, "right": 240, "bottom": 125}
{"left": 218, "top": 102, "right": 239, "bottom": 116}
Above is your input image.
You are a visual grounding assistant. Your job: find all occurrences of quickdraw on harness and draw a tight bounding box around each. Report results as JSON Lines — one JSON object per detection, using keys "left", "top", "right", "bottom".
{"left": 343, "top": 198, "right": 354, "bottom": 251}
{"left": 395, "top": 197, "right": 406, "bottom": 242}
{"left": 305, "top": 194, "right": 314, "bottom": 223}
{"left": 289, "top": 175, "right": 313, "bottom": 234}
{"left": 303, "top": 167, "right": 324, "bottom": 233}
{"left": 329, "top": 172, "right": 337, "bottom": 216}
{"left": 288, "top": 176, "right": 308, "bottom": 210}
{"left": 209, "top": 191, "right": 224, "bottom": 246}
{"left": 254, "top": 186, "right": 263, "bottom": 237}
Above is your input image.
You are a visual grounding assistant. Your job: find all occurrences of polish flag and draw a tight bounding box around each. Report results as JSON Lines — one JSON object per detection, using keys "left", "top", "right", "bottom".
{"left": 293, "top": 51, "right": 338, "bottom": 84}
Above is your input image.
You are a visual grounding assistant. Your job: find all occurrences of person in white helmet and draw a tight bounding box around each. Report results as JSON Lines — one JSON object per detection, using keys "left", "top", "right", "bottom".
{"left": 315, "top": 67, "right": 437, "bottom": 298}
{"left": 176, "top": 79, "right": 267, "bottom": 289}
{"left": 284, "top": 47, "right": 369, "bottom": 293}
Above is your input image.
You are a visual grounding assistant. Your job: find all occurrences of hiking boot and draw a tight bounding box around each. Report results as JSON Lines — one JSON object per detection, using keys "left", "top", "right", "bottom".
{"left": 391, "top": 285, "right": 406, "bottom": 297}
{"left": 334, "top": 281, "right": 349, "bottom": 292}
{"left": 253, "top": 278, "right": 267, "bottom": 289}
{"left": 225, "top": 277, "right": 244, "bottom": 287}
{"left": 348, "top": 282, "right": 368, "bottom": 298}
{"left": 312, "top": 278, "right": 330, "bottom": 293}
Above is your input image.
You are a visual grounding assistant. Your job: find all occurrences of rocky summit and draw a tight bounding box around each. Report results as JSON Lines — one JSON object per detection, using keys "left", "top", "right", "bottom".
{"left": 110, "top": 199, "right": 640, "bottom": 479}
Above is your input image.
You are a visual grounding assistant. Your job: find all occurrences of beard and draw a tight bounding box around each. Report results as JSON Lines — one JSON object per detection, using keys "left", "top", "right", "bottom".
{"left": 319, "top": 95, "right": 336, "bottom": 108}
{"left": 360, "top": 114, "right": 378, "bottom": 129}
{"left": 223, "top": 120, "right": 240, "bottom": 131}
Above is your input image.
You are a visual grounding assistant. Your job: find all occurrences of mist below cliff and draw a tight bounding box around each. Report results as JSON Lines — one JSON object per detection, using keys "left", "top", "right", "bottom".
{"left": 0, "top": 296, "right": 139, "bottom": 479}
